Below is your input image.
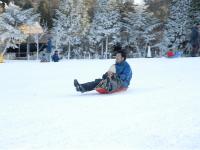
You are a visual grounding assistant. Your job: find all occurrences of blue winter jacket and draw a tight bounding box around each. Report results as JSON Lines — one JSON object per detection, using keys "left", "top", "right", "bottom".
{"left": 52, "top": 54, "right": 60, "bottom": 62}
{"left": 115, "top": 61, "right": 132, "bottom": 87}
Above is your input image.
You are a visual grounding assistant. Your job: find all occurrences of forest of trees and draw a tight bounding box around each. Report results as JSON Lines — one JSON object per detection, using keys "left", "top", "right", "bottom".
{"left": 0, "top": 0, "right": 200, "bottom": 59}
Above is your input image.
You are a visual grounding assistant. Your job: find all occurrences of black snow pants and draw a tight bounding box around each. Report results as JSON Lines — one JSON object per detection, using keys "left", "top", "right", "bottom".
{"left": 80, "top": 79, "right": 103, "bottom": 92}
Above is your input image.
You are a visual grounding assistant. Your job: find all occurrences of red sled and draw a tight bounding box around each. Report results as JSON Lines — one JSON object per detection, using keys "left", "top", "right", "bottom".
{"left": 95, "top": 87, "right": 127, "bottom": 94}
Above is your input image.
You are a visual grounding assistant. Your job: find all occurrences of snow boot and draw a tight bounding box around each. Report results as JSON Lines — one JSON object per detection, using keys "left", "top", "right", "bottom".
{"left": 74, "top": 79, "right": 86, "bottom": 93}
{"left": 74, "top": 79, "right": 103, "bottom": 93}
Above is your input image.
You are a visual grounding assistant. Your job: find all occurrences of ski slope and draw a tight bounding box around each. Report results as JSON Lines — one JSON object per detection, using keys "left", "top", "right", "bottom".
{"left": 0, "top": 57, "right": 200, "bottom": 150}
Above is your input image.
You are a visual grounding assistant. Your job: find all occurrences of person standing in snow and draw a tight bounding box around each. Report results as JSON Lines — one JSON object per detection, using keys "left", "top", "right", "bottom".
{"left": 46, "top": 38, "right": 52, "bottom": 62}
{"left": 74, "top": 44, "right": 132, "bottom": 93}
{"left": 51, "top": 50, "right": 60, "bottom": 62}
{"left": 190, "top": 23, "right": 200, "bottom": 57}
{"left": 166, "top": 49, "right": 175, "bottom": 58}
{"left": 40, "top": 53, "right": 48, "bottom": 62}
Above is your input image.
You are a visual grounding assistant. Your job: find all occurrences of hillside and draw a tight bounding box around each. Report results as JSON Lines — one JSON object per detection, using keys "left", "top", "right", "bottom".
{"left": 0, "top": 57, "right": 200, "bottom": 149}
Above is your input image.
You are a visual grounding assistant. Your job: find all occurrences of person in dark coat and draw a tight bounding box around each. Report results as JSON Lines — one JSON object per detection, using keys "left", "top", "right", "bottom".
{"left": 51, "top": 51, "right": 60, "bottom": 62}
{"left": 40, "top": 53, "right": 48, "bottom": 62}
{"left": 74, "top": 45, "right": 132, "bottom": 93}
{"left": 190, "top": 23, "right": 200, "bottom": 56}
{"left": 46, "top": 38, "right": 52, "bottom": 61}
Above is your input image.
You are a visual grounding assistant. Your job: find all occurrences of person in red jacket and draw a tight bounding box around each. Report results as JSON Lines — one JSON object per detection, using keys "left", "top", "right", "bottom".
{"left": 166, "top": 49, "right": 175, "bottom": 58}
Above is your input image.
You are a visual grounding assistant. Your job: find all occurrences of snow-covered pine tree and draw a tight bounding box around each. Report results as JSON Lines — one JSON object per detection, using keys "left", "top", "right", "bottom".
{"left": 70, "top": 0, "right": 90, "bottom": 59}
{"left": 161, "top": 0, "right": 191, "bottom": 54}
{"left": 143, "top": 10, "right": 163, "bottom": 57}
{"left": 190, "top": 0, "right": 200, "bottom": 24}
{"left": 88, "top": 0, "right": 121, "bottom": 59}
{"left": 0, "top": 2, "right": 25, "bottom": 54}
{"left": 52, "top": 0, "right": 90, "bottom": 59}
{"left": 52, "top": 0, "right": 72, "bottom": 55}
{"left": 122, "top": 2, "right": 162, "bottom": 57}
{"left": 0, "top": 2, "right": 39, "bottom": 55}
{"left": 120, "top": 1, "right": 136, "bottom": 50}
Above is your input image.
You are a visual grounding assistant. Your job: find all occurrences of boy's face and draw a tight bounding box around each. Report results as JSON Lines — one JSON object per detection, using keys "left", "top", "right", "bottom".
{"left": 115, "top": 53, "right": 124, "bottom": 64}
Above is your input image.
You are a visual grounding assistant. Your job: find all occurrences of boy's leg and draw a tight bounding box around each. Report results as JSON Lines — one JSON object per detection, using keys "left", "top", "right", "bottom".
{"left": 81, "top": 79, "right": 102, "bottom": 92}
{"left": 74, "top": 79, "right": 102, "bottom": 93}
{"left": 107, "top": 76, "right": 123, "bottom": 92}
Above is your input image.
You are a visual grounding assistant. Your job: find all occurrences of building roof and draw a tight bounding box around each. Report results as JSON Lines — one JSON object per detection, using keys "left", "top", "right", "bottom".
{"left": 19, "top": 22, "right": 43, "bottom": 34}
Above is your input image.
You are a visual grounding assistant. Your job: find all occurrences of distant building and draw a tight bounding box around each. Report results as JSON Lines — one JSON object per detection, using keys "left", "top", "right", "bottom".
{"left": 5, "top": 22, "right": 52, "bottom": 60}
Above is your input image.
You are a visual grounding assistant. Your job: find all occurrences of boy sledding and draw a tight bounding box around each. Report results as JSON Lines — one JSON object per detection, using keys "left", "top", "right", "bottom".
{"left": 74, "top": 44, "right": 132, "bottom": 94}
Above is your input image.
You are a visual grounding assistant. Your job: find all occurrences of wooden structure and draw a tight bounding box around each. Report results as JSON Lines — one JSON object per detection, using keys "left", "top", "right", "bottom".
{"left": 0, "top": 53, "right": 4, "bottom": 63}
{"left": 19, "top": 22, "right": 44, "bottom": 60}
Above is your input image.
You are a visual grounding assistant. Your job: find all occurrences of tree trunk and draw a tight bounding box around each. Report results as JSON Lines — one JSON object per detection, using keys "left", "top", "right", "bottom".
{"left": 27, "top": 35, "right": 30, "bottom": 60}
{"left": 101, "top": 42, "right": 104, "bottom": 58}
{"left": 2, "top": 38, "right": 11, "bottom": 55}
{"left": 36, "top": 34, "right": 39, "bottom": 60}
{"left": 67, "top": 42, "right": 71, "bottom": 59}
{"left": 135, "top": 42, "right": 141, "bottom": 57}
{"left": 105, "top": 36, "right": 108, "bottom": 59}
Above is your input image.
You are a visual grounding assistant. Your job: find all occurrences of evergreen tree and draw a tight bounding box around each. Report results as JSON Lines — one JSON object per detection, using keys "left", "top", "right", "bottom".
{"left": 0, "top": 0, "right": 33, "bottom": 10}
{"left": 145, "top": 0, "right": 171, "bottom": 21}
{"left": 38, "top": 0, "right": 53, "bottom": 29}
{"left": 52, "top": 0, "right": 90, "bottom": 59}
{"left": 22, "top": 0, "right": 33, "bottom": 10}
{"left": 88, "top": 0, "right": 121, "bottom": 58}
{"left": 14, "top": 0, "right": 25, "bottom": 8}
{"left": 1, "top": 0, "right": 10, "bottom": 5}
{"left": 190, "top": 0, "right": 200, "bottom": 24}
{"left": 120, "top": 1, "right": 136, "bottom": 48}
{"left": 52, "top": 0, "right": 71, "bottom": 52}
{"left": 122, "top": 3, "right": 162, "bottom": 57}
{"left": 0, "top": 2, "right": 39, "bottom": 54}
{"left": 161, "top": 0, "right": 191, "bottom": 54}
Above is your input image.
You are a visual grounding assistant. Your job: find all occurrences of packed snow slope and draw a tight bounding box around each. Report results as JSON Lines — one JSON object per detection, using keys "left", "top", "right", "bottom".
{"left": 0, "top": 58, "right": 200, "bottom": 150}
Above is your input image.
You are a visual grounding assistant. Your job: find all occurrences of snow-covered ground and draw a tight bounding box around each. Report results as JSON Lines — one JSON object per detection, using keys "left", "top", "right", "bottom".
{"left": 0, "top": 57, "right": 200, "bottom": 150}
